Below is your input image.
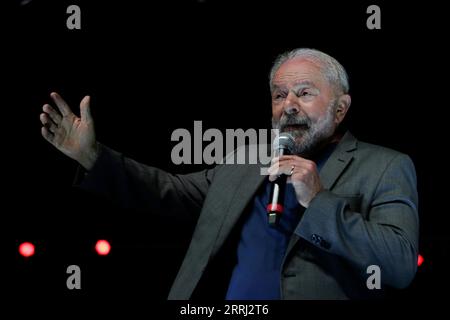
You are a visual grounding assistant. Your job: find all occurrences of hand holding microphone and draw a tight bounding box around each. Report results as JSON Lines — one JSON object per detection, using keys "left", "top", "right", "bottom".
{"left": 266, "top": 133, "right": 295, "bottom": 225}
{"left": 267, "top": 133, "right": 323, "bottom": 225}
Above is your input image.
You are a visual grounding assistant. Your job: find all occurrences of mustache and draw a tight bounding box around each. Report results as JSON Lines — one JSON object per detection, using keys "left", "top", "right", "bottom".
{"left": 278, "top": 114, "right": 311, "bottom": 131}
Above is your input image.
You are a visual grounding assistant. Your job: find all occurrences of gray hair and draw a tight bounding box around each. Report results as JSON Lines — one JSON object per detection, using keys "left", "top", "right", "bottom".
{"left": 269, "top": 48, "right": 349, "bottom": 95}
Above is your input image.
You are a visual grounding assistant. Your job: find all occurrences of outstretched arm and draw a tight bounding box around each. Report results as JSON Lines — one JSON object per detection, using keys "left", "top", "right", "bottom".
{"left": 76, "top": 144, "right": 215, "bottom": 219}
{"left": 40, "top": 92, "right": 215, "bottom": 218}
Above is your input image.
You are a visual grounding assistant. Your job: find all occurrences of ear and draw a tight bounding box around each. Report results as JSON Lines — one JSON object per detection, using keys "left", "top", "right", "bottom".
{"left": 334, "top": 94, "right": 351, "bottom": 125}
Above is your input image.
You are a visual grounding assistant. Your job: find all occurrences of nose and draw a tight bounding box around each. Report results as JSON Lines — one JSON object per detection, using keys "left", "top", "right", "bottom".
{"left": 283, "top": 91, "right": 300, "bottom": 115}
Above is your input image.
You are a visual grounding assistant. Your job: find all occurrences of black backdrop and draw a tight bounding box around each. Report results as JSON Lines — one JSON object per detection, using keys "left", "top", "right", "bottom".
{"left": 3, "top": 0, "right": 449, "bottom": 313}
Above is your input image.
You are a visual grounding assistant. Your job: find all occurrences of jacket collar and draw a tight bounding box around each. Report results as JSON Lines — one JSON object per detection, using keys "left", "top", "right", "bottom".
{"left": 320, "top": 131, "right": 357, "bottom": 190}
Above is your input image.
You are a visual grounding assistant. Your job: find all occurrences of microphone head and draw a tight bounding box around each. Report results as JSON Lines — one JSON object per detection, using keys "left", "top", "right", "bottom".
{"left": 273, "top": 132, "right": 295, "bottom": 155}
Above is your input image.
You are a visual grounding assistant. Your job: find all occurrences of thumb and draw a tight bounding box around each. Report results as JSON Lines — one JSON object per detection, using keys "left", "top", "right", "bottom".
{"left": 80, "top": 95, "right": 92, "bottom": 122}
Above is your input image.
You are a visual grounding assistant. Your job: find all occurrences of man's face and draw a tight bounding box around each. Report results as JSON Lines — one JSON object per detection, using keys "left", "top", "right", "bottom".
{"left": 271, "top": 58, "right": 341, "bottom": 155}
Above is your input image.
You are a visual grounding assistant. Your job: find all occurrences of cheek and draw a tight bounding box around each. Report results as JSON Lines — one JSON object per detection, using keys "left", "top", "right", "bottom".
{"left": 308, "top": 100, "right": 331, "bottom": 120}
{"left": 305, "top": 110, "right": 326, "bottom": 126}
{"left": 272, "top": 103, "right": 283, "bottom": 118}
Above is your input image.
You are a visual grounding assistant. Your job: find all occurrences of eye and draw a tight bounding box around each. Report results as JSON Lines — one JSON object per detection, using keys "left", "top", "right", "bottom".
{"left": 273, "top": 92, "right": 286, "bottom": 101}
{"left": 299, "top": 90, "right": 311, "bottom": 97}
{"left": 296, "top": 89, "right": 317, "bottom": 98}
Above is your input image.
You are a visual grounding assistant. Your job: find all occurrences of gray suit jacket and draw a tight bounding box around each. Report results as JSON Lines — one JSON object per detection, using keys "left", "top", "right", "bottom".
{"left": 78, "top": 131, "right": 419, "bottom": 299}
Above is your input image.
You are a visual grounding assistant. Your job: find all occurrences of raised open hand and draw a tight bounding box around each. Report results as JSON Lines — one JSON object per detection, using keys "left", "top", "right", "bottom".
{"left": 40, "top": 92, "right": 99, "bottom": 170}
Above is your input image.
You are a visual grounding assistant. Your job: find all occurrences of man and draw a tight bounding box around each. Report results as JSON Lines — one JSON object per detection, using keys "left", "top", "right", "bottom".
{"left": 39, "top": 48, "right": 419, "bottom": 299}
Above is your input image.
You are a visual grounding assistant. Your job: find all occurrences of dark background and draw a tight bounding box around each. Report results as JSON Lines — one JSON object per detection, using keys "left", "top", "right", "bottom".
{"left": 2, "top": 0, "right": 449, "bottom": 313}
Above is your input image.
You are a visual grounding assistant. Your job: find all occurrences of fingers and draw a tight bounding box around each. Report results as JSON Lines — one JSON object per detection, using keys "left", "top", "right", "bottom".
{"left": 276, "top": 155, "right": 317, "bottom": 170}
{"left": 50, "top": 92, "right": 73, "bottom": 117}
{"left": 80, "top": 95, "right": 92, "bottom": 122}
{"left": 41, "top": 126, "right": 54, "bottom": 143}
{"left": 43, "top": 104, "right": 62, "bottom": 124}
{"left": 268, "top": 157, "right": 292, "bottom": 181}
{"left": 40, "top": 113, "right": 58, "bottom": 133}
{"left": 268, "top": 155, "right": 317, "bottom": 181}
{"left": 268, "top": 162, "right": 295, "bottom": 181}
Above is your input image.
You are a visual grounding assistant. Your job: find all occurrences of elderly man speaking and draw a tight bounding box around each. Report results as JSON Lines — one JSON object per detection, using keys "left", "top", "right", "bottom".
{"left": 40, "top": 48, "right": 419, "bottom": 299}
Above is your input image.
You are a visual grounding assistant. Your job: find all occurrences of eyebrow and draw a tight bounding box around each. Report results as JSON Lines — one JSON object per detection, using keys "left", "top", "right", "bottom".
{"left": 292, "top": 81, "right": 317, "bottom": 91}
{"left": 272, "top": 80, "right": 317, "bottom": 92}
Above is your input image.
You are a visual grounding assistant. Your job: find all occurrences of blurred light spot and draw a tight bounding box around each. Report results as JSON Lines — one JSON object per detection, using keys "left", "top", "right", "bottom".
{"left": 418, "top": 254, "right": 424, "bottom": 267}
{"left": 19, "top": 242, "right": 35, "bottom": 257}
{"left": 95, "top": 240, "right": 111, "bottom": 256}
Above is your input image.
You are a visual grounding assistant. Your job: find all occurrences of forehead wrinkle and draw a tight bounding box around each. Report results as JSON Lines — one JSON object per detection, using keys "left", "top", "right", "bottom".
{"left": 276, "top": 71, "right": 310, "bottom": 81}
{"left": 273, "top": 77, "right": 318, "bottom": 91}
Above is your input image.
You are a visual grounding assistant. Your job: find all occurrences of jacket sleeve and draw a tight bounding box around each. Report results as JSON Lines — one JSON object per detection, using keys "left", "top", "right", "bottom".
{"left": 74, "top": 144, "right": 215, "bottom": 220}
{"left": 295, "top": 153, "right": 419, "bottom": 289}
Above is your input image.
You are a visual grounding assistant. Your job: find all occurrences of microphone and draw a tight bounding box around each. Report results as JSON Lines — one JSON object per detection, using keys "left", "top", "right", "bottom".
{"left": 267, "top": 132, "right": 295, "bottom": 226}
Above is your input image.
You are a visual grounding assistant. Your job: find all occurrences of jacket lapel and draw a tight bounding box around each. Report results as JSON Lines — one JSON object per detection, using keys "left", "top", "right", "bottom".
{"left": 319, "top": 132, "right": 357, "bottom": 190}
{"left": 284, "top": 131, "right": 358, "bottom": 259}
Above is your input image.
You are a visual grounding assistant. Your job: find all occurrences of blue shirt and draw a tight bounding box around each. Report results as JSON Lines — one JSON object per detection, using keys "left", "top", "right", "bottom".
{"left": 225, "top": 144, "right": 336, "bottom": 300}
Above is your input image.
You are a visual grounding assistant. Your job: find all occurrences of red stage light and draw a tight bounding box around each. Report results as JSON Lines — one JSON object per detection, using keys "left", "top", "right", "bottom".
{"left": 19, "top": 242, "right": 35, "bottom": 257}
{"left": 95, "top": 240, "right": 111, "bottom": 256}
{"left": 418, "top": 254, "right": 424, "bottom": 267}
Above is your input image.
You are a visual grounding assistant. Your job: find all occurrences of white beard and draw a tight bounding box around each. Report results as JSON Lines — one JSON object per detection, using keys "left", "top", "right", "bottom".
{"left": 272, "top": 101, "right": 336, "bottom": 156}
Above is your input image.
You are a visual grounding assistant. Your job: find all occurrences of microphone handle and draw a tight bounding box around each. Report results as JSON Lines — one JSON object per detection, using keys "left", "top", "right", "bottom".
{"left": 267, "top": 147, "right": 289, "bottom": 226}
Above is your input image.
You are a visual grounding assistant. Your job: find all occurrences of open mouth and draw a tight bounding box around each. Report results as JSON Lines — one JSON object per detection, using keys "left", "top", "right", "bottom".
{"left": 283, "top": 124, "right": 309, "bottom": 132}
